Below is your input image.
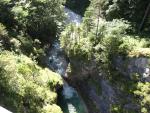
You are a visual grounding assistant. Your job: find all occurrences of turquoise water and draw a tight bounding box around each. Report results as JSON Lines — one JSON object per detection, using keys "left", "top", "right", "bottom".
{"left": 57, "top": 87, "right": 86, "bottom": 113}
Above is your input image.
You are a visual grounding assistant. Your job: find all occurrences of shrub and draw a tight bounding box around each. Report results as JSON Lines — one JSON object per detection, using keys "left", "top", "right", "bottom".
{"left": 0, "top": 51, "right": 63, "bottom": 113}
{"left": 134, "top": 82, "right": 150, "bottom": 113}
{"left": 0, "top": 0, "right": 66, "bottom": 43}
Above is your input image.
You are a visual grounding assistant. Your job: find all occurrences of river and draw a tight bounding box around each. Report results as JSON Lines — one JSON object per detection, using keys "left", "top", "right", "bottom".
{"left": 47, "top": 7, "right": 88, "bottom": 113}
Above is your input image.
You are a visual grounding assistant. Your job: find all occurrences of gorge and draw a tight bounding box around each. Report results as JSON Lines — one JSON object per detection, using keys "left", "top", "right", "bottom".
{"left": 0, "top": 0, "right": 150, "bottom": 113}
{"left": 47, "top": 7, "right": 88, "bottom": 113}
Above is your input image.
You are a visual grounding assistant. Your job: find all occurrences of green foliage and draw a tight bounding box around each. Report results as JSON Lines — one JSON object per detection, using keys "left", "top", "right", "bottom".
{"left": 61, "top": 24, "right": 93, "bottom": 62}
{"left": 61, "top": 16, "right": 150, "bottom": 71}
{"left": 85, "top": 0, "right": 150, "bottom": 32}
{"left": 0, "top": 0, "right": 66, "bottom": 43}
{"left": 102, "top": 0, "right": 148, "bottom": 23}
{"left": 0, "top": 23, "right": 11, "bottom": 51}
{"left": 134, "top": 82, "right": 150, "bottom": 113}
{"left": 0, "top": 23, "right": 8, "bottom": 36}
{"left": 0, "top": 51, "right": 63, "bottom": 113}
{"left": 0, "top": 23, "right": 48, "bottom": 62}
{"left": 111, "top": 81, "right": 150, "bottom": 113}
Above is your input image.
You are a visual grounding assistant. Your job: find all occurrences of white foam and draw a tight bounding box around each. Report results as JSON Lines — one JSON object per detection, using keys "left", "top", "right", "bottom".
{"left": 62, "top": 82, "right": 77, "bottom": 99}
{"left": 64, "top": 7, "right": 82, "bottom": 25}
{"left": 67, "top": 103, "right": 77, "bottom": 113}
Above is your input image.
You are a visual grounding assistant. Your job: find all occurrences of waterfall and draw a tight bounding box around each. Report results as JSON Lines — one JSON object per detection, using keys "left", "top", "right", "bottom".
{"left": 48, "top": 40, "right": 80, "bottom": 113}
{"left": 62, "top": 82, "right": 77, "bottom": 99}
{"left": 47, "top": 7, "right": 87, "bottom": 113}
{"left": 63, "top": 82, "right": 78, "bottom": 113}
{"left": 64, "top": 7, "right": 82, "bottom": 25}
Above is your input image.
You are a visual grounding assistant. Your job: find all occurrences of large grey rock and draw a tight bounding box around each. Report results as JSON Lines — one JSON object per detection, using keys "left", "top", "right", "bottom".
{"left": 0, "top": 106, "right": 12, "bottom": 113}
{"left": 87, "top": 79, "right": 116, "bottom": 113}
{"left": 114, "top": 56, "right": 150, "bottom": 82}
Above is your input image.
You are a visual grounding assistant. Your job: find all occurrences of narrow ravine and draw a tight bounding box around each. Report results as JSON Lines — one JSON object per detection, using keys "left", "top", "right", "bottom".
{"left": 47, "top": 7, "right": 88, "bottom": 113}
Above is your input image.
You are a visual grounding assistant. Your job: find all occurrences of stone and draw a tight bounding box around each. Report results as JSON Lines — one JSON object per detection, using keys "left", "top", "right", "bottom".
{"left": 0, "top": 106, "right": 12, "bottom": 113}
{"left": 114, "top": 56, "right": 150, "bottom": 82}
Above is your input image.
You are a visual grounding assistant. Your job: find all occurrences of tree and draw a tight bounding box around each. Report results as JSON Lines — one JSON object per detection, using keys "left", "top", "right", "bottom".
{"left": 0, "top": 0, "right": 66, "bottom": 43}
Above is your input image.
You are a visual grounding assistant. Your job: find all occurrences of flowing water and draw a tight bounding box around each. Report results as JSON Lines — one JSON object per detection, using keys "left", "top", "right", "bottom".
{"left": 47, "top": 7, "right": 87, "bottom": 113}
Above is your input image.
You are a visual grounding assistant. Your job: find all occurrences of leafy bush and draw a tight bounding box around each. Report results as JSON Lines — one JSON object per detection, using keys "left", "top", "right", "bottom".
{"left": 0, "top": 51, "right": 63, "bottom": 113}
{"left": 0, "top": 23, "right": 11, "bottom": 51}
{"left": 0, "top": 0, "right": 66, "bottom": 43}
{"left": 134, "top": 82, "right": 150, "bottom": 113}
{"left": 61, "top": 24, "right": 93, "bottom": 62}
{"left": 0, "top": 23, "right": 7, "bottom": 36}
{"left": 0, "top": 23, "right": 46, "bottom": 61}
{"left": 61, "top": 19, "right": 150, "bottom": 69}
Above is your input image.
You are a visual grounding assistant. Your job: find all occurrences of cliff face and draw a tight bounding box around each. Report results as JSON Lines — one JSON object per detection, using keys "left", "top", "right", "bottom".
{"left": 67, "top": 66, "right": 116, "bottom": 113}
{"left": 67, "top": 56, "right": 150, "bottom": 113}
{"left": 114, "top": 56, "right": 150, "bottom": 82}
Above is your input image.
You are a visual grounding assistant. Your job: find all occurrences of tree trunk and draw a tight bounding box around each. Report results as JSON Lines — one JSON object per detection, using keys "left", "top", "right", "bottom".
{"left": 96, "top": 3, "right": 101, "bottom": 38}
{"left": 139, "top": 3, "right": 150, "bottom": 31}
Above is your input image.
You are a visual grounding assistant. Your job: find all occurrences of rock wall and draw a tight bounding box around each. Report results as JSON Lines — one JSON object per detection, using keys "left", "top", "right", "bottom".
{"left": 69, "top": 56, "right": 150, "bottom": 113}
{"left": 88, "top": 80, "right": 116, "bottom": 113}
{"left": 114, "top": 56, "right": 150, "bottom": 82}
{"left": 73, "top": 78, "right": 116, "bottom": 113}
